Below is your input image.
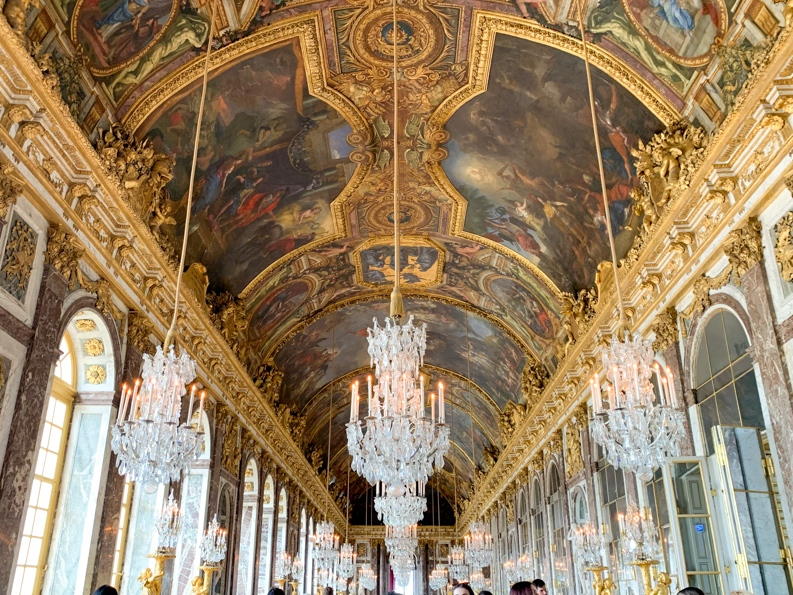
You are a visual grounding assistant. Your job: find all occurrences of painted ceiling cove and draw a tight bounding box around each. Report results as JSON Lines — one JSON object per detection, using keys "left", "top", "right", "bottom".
{"left": 29, "top": 0, "right": 776, "bottom": 518}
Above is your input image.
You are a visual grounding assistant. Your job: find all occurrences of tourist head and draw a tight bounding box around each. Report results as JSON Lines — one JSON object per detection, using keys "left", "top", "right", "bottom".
{"left": 509, "top": 581, "right": 535, "bottom": 595}
{"left": 453, "top": 583, "right": 475, "bottom": 595}
{"left": 677, "top": 589, "right": 705, "bottom": 595}
{"left": 92, "top": 587, "right": 118, "bottom": 595}
{"left": 532, "top": 578, "right": 548, "bottom": 595}
{"left": 479, "top": 590, "right": 494, "bottom": 595}
{"left": 267, "top": 589, "right": 286, "bottom": 595}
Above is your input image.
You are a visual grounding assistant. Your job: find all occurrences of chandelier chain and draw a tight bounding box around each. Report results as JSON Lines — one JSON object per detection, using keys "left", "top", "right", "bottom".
{"left": 165, "top": 0, "right": 218, "bottom": 349}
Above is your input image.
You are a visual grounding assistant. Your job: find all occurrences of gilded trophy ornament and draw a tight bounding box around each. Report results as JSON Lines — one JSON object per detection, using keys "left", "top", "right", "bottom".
{"left": 774, "top": 211, "right": 793, "bottom": 282}
{"left": 651, "top": 307, "right": 679, "bottom": 352}
{"left": 44, "top": 224, "right": 84, "bottom": 289}
{"left": 724, "top": 217, "right": 764, "bottom": 281}
{"left": 0, "top": 216, "right": 37, "bottom": 300}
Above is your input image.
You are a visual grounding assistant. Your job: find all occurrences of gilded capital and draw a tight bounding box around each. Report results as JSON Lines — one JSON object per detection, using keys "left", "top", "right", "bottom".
{"left": 774, "top": 211, "right": 793, "bottom": 282}
{"left": 126, "top": 312, "right": 155, "bottom": 355}
{"left": 724, "top": 217, "right": 763, "bottom": 281}
{"left": 45, "top": 224, "right": 84, "bottom": 288}
{"left": 651, "top": 307, "right": 679, "bottom": 352}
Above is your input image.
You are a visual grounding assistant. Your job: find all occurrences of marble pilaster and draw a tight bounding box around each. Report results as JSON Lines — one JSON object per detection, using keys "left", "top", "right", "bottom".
{"left": 269, "top": 477, "right": 282, "bottom": 588}
{"left": 661, "top": 341, "right": 696, "bottom": 457}
{"left": 0, "top": 264, "right": 67, "bottom": 592}
{"left": 742, "top": 263, "right": 793, "bottom": 533}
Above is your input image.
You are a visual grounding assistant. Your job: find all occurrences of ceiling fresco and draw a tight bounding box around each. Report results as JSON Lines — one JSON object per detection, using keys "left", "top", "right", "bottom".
{"left": 444, "top": 33, "right": 662, "bottom": 291}
{"left": 26, "top": 0, "right": 782, "bottom": 519}
{"left": 139, "top": 41, "right": 357, "bottom": 294}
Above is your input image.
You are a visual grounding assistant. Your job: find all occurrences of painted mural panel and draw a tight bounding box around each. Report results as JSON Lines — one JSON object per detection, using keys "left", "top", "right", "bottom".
{"left": 444, "top": 34, "right": 661, "bottom": 291}
{"left": 72, "top": 0, "right": 179, "bottom": 73}
{"left": 622, "top": 0, "right": 727, "bottom": 65}
{"left": 356, "top": 240, "right": 442, "bottom": 287}
{"left": 140, "top": 41, "right": 354, "bottom": 294}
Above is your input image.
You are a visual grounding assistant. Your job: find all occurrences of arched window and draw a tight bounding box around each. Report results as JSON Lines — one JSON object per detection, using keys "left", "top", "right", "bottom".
{"left": 530, "top": 478, "right": 545, "bottom": 577}
{"left": 570, "top": 487, "right": 588, "bottom": 525}
{"left": 172, "top": 410, "right": 212, "bottom": 594}
{"left": 13, "top": 310, "right": 117, "bottom": 595}
{"left": 257, "top": 475, "right": 275, "bottom": 587}
{"left": 236, "top": 458, "right": 259, "bottom": 595}
{"left": 276, "top": 487, "right": 288, "bottom": 555}
{"left": 692, "top": 309, "right": 762, "bottom": 453}
{"left": 518, "top": 490, "right": 529, "bottom": 552}
{"left": 216, "top": 486, "right": 233, "bottom": 594}
{"left": 548, "top": 464, "right": 569, "bottom": 594}
{"left": 298, "top": 508, "right": 308, "bottom": 591}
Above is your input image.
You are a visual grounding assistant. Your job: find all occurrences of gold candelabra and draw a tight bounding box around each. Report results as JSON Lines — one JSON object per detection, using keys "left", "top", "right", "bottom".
{"left": 632, "top": 558, "right": 672, "bottom": 595}
{"left": 191, "top": 565, "right": 220, "bottom": 595}
{"left": 585, "top": 565, "right": 616, "bottom": 595}
{"left": 139, "top": 549, "right": 175, "bottom": 595}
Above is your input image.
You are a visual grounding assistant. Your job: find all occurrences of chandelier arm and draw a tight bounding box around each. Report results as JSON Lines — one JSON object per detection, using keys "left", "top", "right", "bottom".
{"left": 164, "top": 0, "right": 218, "bottom": 349}
{"left": 574, "top": 0, "right": 625, "bottom": 327}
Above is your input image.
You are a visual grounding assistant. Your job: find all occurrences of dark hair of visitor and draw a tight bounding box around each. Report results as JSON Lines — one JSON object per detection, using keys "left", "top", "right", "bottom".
{"left": 323, "top": 587, "right": 333, "bottom": 595}
{"left": 532, "top": 579, "right": 547, "bottom": 588}
{"left": 510, "top": 581, "right": 534, "bottom": 595}
{"left": 454, "top": 582, "right": 475, "bottom": 595}
{"left": 677, "top": 589, "right": 705, "bottom": 595}
{"left": 92, "top": 587, "right": 119, "bottom": 595}
{"left": 479, "top": 591, "right": 494, "bottom": 595}
{"left": 268, "top": 589, "right": 286, "bottom": 595}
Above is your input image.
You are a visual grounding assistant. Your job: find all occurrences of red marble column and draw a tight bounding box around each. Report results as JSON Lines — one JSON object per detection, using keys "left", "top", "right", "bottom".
{"left": 0, "top": 265, "right": 68, "bottom": 592}
{"left": 741, "top": 263, "right": 793, "bottom": 524}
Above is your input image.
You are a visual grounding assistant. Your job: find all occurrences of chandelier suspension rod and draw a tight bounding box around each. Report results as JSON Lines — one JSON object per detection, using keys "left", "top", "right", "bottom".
{"left": 346, "top": 465, "right": 351, "bottom": 541}
{"left": 325, "top": 376, "right": 334, "bottom": 523}
{"left": 164, "top": 0, "right": 218, "bottom": 350}
{"left": 390, "top": 0, "right": 403, "bottom": 319}
{"left": 574, "top": 0, "right": 625, "bottom": 326}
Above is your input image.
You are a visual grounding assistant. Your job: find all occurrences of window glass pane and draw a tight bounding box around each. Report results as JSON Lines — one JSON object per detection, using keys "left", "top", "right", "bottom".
{"left": 735, "top": 372, "right": 765, "bottom": 429}
{"left": 694, "top": 338, "right": 711, "bottom": 388}
{"left": 699, "top": 398, "right": 718, "bottom": 454}
{"left": 723, "top": 313, "right": 749, "bottom": 359}
{"left": 715, "top": 384, "right": 740, "bottom": 427}
{"left": 705, "top": 314, "right": 730, "bottom": 376}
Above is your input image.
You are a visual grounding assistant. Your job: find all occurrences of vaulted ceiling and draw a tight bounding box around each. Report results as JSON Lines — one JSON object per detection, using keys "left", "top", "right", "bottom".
{"left": 57, "top": 0, "right": 753, "bottom": 516}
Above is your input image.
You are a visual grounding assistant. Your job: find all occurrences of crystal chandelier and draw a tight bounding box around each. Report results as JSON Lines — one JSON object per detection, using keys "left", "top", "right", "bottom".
{"left": 346, "top": 0, "right": 449, "bottom": 493}
{"left": 199, "top": 514, "right": 227, "bottom": 567}
{"left": 448, "top": 545, "right": 468, "bottom": 579}
{"left": 385, "top": 524, "right": 417, "bottom": 556}
{"left": 390, "top": 549, "right": 416, "bottom": 589}
{"left": 111, "top": 350, "right": 204, "bottom": 484}
{"left": 359, "top": 564, "right": 377, "bottom": 591}
{"left": 429, "top": 565, "right": 448, "bottom": 591}
{"left": 111, "top": 0, "right": 220, "bottom": 486}
{"left": 589, "top": 335, "right": 685, "bottom": 481}
{"left": 573, "top": 0, "right": 683, "bottom": 483}
{"left": 619, "top": 505, "right": 662, "bottom": 561}
{"left": 311, "top": 520, "right": 340, "bottom": 570}
{"left": 338, "top": 542, "right": 358, "bottom": 579}
{"left": 275, "top": 552, "right": 294, "bottom": 581}
{"left": 316, "top": 567, "right": 334, "bottom": 588}
{"left": 470, "top": 570, "right": 486, "bottom": 592}
{"left": 336, "top": 576, "right": 349, "bottom": 593}
{"left": 464, "top": 521, "right": 493, "bottom": 570}
{"left": 347, "top": 347, "right": 449, "bottom": 488}
{"left": 502, "top": 559, "right": 518, "bottom": 585}
{"left": 155, "top": 489, "right": 181, "bottom": 552}
{"left": 374, "top": 481, "right": 427, "bottom": 527}
{"left": 568, "top": 523, "right": 607, "bottom": 568}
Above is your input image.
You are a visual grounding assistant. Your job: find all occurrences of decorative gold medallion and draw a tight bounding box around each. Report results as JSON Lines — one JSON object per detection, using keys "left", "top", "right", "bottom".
{"left": 74, "top": 318, "right": 97, "bottom": 332}
{"left": 85, "top": 364, "right": 107, "bottom": 384}
{"left": 82, "top": 337, "right": 105, "bottom": 356}
{"left": 351, "top": 5, "right": 442, "bottom": 68}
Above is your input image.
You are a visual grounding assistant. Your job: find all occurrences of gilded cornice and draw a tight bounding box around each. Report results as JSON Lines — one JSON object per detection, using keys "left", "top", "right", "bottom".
{"left": 348, "top": 525, "right": 458, "bottom": 542}
{"left": 0, "top": 17, "right": 346, "bottom": 529}
{"left": 456, "top": 26, "right": 793, "bottom": 527}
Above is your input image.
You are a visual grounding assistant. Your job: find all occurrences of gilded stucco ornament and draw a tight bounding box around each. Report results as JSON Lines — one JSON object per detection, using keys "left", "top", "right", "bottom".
{"left": 724, "top": 217, "right": 764, "bottom": 281}
{"left": 93, "top": 123, "right": 176, "bottom": 242}
{"left": 251, "top": 360, "right": 284, "bottom": 402}
{"left": 0, "top": 216, "right": 36, "bottom": 300}
{"left": 774, "top": 211, "right": 793, "bottom": 282}
{"left": 563, "top": 415, "right": 585, "bottom": 480}
{"left": 716, "top": 42, "right": 772, "bottom": 112}
{"left": 79, "top": 272, "right": 124, "bottom": 320}
{"left": 274, "top": 403, "right": 307, "bottom": 447}
{"left": 182, "top": 263, "right": 209, "bottom": 311}
{"left": 127, "top": 312, "right": 155, "bottom": 354}
{"left": 45, "top": 224, "right": 84, "bottom": 288}
{"left": 0, "top": 159, "right": 22, "bottom": 221}
{"left": 631, "top": 121, "right": 708, "bottom": 232}
{"left": 522, "top": 358, "right": 550, "bottom": 407}
{"left": 651, "top": 307, "right": 679, "bottom": 352}
{"left": 499, "top": 401, "right": 527, "bottom": 442}
{"left": 208, "top": 291, "right": 250, "bottom": 358}
{"left": 559, "top": 286, "right": 598, "bottom": 354}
